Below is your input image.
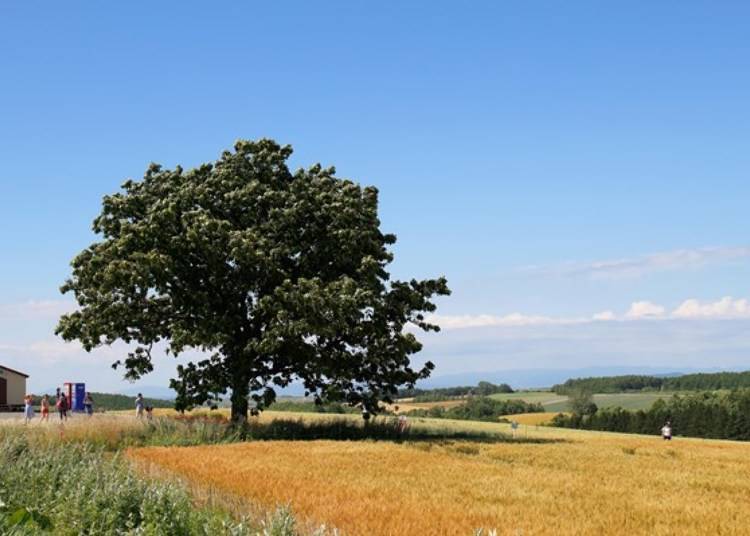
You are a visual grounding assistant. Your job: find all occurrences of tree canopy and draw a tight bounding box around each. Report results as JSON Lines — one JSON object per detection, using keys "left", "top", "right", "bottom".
{"left": 552, "top": 371, "right": 750, "bottom": 395}
{"left": 56, "top": 139, "right": 450, "bottom": 421}
{"left": 551, "top": 389, "right": 750, "bottom": 441}
{"left": 398, "top": 381, "right": 514, "bottom": 402}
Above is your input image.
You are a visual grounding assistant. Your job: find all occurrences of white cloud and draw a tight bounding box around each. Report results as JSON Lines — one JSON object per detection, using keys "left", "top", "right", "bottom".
{"left": 28, "top": 339, "right": 83, "bottom": 359}
{"left": 672, "top": 297, "right": 750, "bottom": 319}
{"left": 0, "top": 339, "right": 108, "bottom": 365}
{"left": 0, "top": 300, "right": 76, "bottom": 320}
{"left": 425, "top": 313, "right": 573, "bottom": 329}
{"left": 525, "top": 246, "right": 750, "bottom": 279}
{"left": 625, "top": 301, "right": 666, "bottom": 319}
{"left": 425, "top": 310, "right": 613, "bottom": 330}
{"left": 418, "top": 316, "right": 750, "bottom": 377}
{"left": 426, "top": 296, "right": 750, "bottom": 330}
{"left": 0, "top": 337, "right": 205, "bottom": 393}
{"left": 0, "top": 337, "right": 206, "bottom": 366}
{"left": 431, "top": 302, "right": 670, "bottom": 329}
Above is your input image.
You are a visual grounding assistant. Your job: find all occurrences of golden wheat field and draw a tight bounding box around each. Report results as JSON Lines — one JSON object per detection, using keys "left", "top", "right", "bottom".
{"left": 129, "top": 421, "right": 750, "bottom": 536}
{"left": 501, "top": 412, "right": 559, "bottom": 426}
{"left": 387, "top": 399, "right": 467, "bottom": 413}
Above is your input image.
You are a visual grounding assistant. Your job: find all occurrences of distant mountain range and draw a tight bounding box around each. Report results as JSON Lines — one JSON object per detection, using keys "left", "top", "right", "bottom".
{"left": 92, "top": 366, "right": 745, "bottom": 400}
{"left": 416, "top": 366, "right": 745, "bottom": 390}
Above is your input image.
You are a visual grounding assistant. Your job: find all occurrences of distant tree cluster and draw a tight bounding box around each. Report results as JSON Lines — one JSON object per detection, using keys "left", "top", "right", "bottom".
{"left": 568, "top": 389, "right": 598, "bottom": 417}
{"left": 552, "top": 375, "right": 664, "bottom": 395}
{"left": 551, "top": 389, "right": 750, "bottom": 441}
{"left": 664, "top": 371, "right": 750, "bottom": 391}
{"left": 269, "top": 400, "right": 359, "bottom": 414}
{"left": 552, "top": 371, "right": 750, "bottom": 395}
{"left": 405, "top": 396, "right": 542, "bottom": 422}
{"left": 398, "top": 381, "right": 514, "bottom": 402}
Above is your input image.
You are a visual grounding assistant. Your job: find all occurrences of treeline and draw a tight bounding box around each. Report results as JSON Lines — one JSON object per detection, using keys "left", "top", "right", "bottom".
{"left": 269, "top": 400, "right": 358, "bottom": 414}
{"left": 666, "top": 371, "right": 750, "bottom": 391}
{"left": 551, "top": 390, "right": 750, "bottom": 441}
{"left": 399, "top": 381, "right": 514, "bottom": 402}
{"left": 405, "top": 397, "right": 542, "bottom": 422}
{"left": 31, "top": 392, "right": 173, "bottom": 411}
{"left": 552, "top": 375, "right": 663, "bottom": 394}
{"left": 552, "top": 370, "right": 750, "bottom": 395}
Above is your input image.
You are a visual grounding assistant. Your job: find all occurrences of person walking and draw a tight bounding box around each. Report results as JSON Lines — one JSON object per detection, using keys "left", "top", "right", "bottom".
{"left": 40, "top": 394, "right": 50, "bottom": 422}
{"left": 661, "top": 421, "right": 672, "bottom": 441}
{"left": 23, "top": 394, "right": 34, "bottom": 424}
{"left": 57, "top": 392, "right": 68, "bottom": 422}
{"left": 135, "top": 393, "right": 145, "bottom": 419}
{"left": 511, "top": 419, "right": 519, "bottom": 439}
{"left": 83, "top": 392, "right": 94, "bottom": 417}
{"left": 396, "top": 414, "right": 409, "bottom": 435}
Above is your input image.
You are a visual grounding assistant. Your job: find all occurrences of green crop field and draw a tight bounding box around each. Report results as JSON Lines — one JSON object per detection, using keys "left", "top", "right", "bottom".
{"left": 488, "top": 390, "right": 567, "bottom": 405}
{"left": 490, "top": 390, "right": 677, "bottom": 412}
{"left": 4, "top": 404, "right": 750, "bottom": 534}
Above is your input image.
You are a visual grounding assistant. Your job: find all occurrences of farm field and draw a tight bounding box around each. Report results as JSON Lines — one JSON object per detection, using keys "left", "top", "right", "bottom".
{"left": 4, "top": 406, "right": 750, "bottom": 534}
{"left": 489, "top": 390, "right": 567, "bottom": 406}
{"left": 502, "top": 411, "right": 559, "bottom": 425}
{"left": 129, "top": 416, "right": 750, "bottom": 536}
{"left": 587, "top": 392, "right": 676, "bottom": 411}
{"left": 490, "top": 390, "right": 676, "bottom": 412}
{"left": 387, "top": 399, "right": 467, "bottom": 413}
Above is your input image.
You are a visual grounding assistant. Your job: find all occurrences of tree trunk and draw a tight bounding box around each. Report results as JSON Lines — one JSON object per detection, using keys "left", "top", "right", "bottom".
{"left": 230, "top": 376, "right": 250, "bottom": 425}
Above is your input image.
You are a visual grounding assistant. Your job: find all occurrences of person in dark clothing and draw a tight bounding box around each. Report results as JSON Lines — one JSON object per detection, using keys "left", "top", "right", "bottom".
{"left": 57, "top": 392, "right": 68, "bottom": 421}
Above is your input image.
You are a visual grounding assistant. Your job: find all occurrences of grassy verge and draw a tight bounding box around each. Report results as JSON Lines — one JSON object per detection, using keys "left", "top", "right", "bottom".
{"left": 0, "top": 434, "right": 255, "bottom": 535}
{"left": 488, "top": 390, "right": 678, "bottom": 412}
{"left": 0, "top": 412, "right": 558, "bottom": 534}
{"left": 0, "top": 411, "right": 545, "bottom": 450}
{"left": 129, "top": 429, "right": 750, "bottom": 535}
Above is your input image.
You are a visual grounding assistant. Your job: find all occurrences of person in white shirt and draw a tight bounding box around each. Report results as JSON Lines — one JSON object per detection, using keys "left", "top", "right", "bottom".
{"left": 135, "top": 394, "right": 145, "bottom": 419}
{"left": 397, "top": 414, "right": 409, "bottom": 434}
{"left": 661, "top": 421, "right": 672, "bottom": 441}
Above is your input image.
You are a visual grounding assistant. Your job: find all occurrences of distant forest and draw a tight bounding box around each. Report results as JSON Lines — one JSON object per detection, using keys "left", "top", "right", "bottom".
{"left": 552, "top": 371, "right": 750, "bottom": 395}
{"left": 398, "top": 381, "right": 514, "bottom": 401}
{"left": 551, "top": 389, "right": 750, "bottom": 441}
{"left": 405, "top": 397, "right": 543, "bottom": 422}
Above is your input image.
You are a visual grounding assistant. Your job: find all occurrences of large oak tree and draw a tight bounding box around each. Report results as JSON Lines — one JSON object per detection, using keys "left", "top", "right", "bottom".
{"left": 56, "top": 139, "right": 449, "bottom": 422}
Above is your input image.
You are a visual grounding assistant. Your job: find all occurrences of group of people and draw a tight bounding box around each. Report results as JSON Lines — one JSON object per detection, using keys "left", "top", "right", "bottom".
{"left": 134, "top": 393, "right": 154, "bottom": 420}
{"left": 21, "top": 392, "right": 154, "bottom": 424}
{"left": 23, "top": 390, "right": 96, "bottom": 424}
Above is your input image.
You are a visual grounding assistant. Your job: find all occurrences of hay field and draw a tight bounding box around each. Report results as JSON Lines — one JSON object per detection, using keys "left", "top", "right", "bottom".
{"left": 490, "top": 391, "right": 676, "bottom": 412}
{"left": 489, "top": 390, "right": 566, "bottom": 405}
{"left": 387, "top": 399, "right": 467, "bottom": 413}
{"left": 502, "top": 411, "right": 559, "bottom": 425}
{"left": 543, "top": 392, "right": 677, "bottom": 413}
{"left": 130, "top": 423, "right": 750, "bottom": 535}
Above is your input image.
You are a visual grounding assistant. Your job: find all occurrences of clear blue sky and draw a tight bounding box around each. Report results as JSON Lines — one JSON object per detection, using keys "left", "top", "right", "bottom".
{"left": 1, "top": 2, "right": 748, "bottom": 392}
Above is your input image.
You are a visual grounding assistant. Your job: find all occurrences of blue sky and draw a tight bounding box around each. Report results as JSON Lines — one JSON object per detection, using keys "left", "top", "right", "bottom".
{"left": 1, "top": 2, "right": 748, "bottom": 392}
